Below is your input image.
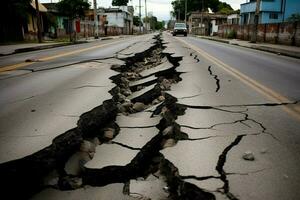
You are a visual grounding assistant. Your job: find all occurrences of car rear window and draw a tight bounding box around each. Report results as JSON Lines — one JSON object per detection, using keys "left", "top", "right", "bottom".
{"left": 175, "top": 23, "right": 186, "bottom": 28}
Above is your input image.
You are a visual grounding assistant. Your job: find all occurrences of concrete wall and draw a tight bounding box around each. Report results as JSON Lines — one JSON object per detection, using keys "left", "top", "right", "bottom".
{"left": 77, "top": 20, "right": 124, "bottom": 37}
{"left": 218, "top": 21, "right": 300, "bottom": 46}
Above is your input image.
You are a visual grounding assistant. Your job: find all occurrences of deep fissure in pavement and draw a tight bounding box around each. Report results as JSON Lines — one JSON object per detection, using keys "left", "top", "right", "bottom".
{"left": 0, "top": 34, "right": 215, "bottom": 200}
{"left": 215, "top": 135, "right": 244, "bottom": 200}
{"left": 1, "top": 34, "right": 288, "bottom": 200}
{"left": 208, "top": 65, "right": 220, "bottom": 92}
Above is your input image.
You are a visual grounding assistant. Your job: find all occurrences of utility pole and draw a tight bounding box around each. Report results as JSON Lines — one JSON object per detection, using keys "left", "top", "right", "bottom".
{"left": 139, "top": 0, "right": 142, "bottom": 33}
{"left": 35, "top": 0, "right": 42, "bottom": 43}
{"left": 184, "top": 0, "right": 187, "bottom": 24}
{"left": 251, "top": 0, "right": 261, "bottom": 43}
{"left": 201, "top": 0, "right": 204, "bottom": 35}
{"left": 145, "top": 0, "right": 147, "bottom": 33}
{"left": 93, "top": 0, "right": 99, "bottom": 39}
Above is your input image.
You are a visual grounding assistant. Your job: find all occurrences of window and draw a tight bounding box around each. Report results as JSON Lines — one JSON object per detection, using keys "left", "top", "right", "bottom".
{"left": 269, "top": 13, "right": 278, "bottom": 19}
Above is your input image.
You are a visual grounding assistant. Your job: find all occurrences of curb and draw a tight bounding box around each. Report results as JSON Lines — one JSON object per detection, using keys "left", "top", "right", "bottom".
{"left": 14, "top": 41, "right": 89, "bottom": 53}
{"left": 247, "top": 45, "right": 300, "bottom": 59}
{"left": 0, "top": 41, "right": 88, "bottom": 57}
{"left": 198, "top": 36, "right": 230, "bottom": 44}
{"left": 197, "top": 36, "right": 300, "bottom": 59}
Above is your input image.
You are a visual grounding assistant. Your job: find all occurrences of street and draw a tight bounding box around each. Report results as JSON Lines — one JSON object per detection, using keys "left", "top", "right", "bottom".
{"left": 0, "top": 33, "right": 300, "bottom": 200}
{"left": 178, "top": 36, "right": 300, "bottom": 100}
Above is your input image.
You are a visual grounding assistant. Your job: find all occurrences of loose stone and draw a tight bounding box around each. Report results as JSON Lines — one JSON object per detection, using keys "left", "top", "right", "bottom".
{"left": 162, "top": 126, "right": 173, "bottom": 135}
{"left": 133, "top": 102, "right": 146, "bottom": 112}
{"left": 158, "top": 95, "right": 165, "bottom": 102}
{"left": 104, "top": 128, "right": 115, "bottom": 139}
{"left": 160, "top": 79, "right": 171, "bottom": 90}
{"left": 163, "top": 138, "right": 176, "bottom": 148}
{"left": 242, "top": 151, "right": 255, "bottom": 161}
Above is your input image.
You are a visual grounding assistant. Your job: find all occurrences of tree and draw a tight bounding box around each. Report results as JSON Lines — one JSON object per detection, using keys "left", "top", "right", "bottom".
{"left": 112, "top": 0, "right": 129, "bottom": 6}
{"left": 155, "top": 21, "right": 165, "bottom": 30}
{"left": 56, "top": 0, "right": 90, "bottom": 42}
{"left": 143, "top": 16, "right": 165, "bottom": 30}
{"left": 171, "top": 0, "right": 233, "bottom": 20}
{"left": 287, "top": 13, "right": 300, "bottom": 22}
{"left": 218, "top": 2, "right": 234, "bottom": 14}
{"left": 133, "top": 16, "right": 142, "bottom": 26}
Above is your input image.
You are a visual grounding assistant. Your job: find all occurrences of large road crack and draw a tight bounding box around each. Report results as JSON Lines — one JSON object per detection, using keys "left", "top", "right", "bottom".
{"left": 2, "top": 33, "right": 290, "bottom": 200}
{"left": 0, "top": 34, "right": 216, "bottom": 199}
{"left": 215, "top": 135, "right": 244, "bottom": 200}
{"left": 208, "top": 65, "right": 220, "bottom": 92}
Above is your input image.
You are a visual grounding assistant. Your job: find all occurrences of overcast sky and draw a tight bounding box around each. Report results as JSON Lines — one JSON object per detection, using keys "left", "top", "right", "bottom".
{"left": 40, "top": 0, "right": 245, "bottom": 21}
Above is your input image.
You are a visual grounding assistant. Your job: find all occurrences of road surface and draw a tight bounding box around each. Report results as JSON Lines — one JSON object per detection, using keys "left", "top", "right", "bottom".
{"left": 0, "top": 33, "right": 299, "bottom": 200}
{"left": 179, "top": 36, "right": 300, "bottom": 101}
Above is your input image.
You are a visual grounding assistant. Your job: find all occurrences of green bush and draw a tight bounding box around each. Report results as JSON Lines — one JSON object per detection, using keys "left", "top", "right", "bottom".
{"left": 227, "top": 30, "right": 237, "bottom": 39}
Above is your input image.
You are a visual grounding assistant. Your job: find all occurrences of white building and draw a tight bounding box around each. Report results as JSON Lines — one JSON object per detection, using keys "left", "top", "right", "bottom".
{"left": 227, "top": 14, "right": 240, "bottom": 25}
{"left": 105, "top": 6, "right": 134, "bottom": 35}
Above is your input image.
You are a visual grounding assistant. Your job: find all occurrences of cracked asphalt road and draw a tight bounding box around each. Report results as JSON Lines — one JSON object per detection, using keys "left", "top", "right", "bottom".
{"left": 178, "top": 36, "right": 300, "bottom": 101}
{"left": 0, "top": 33, "right": 299, "bottom": 200}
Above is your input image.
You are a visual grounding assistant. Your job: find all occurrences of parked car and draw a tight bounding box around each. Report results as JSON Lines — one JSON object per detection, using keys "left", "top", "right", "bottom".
{"left": 173, "top": 23, "right": 187, "bottom": 36}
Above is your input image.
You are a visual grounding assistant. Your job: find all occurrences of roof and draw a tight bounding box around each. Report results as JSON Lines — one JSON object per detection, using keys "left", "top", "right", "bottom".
{"left": 189, "top": 12, "right": 227, "bottom": 19}
{"left": 105, "top": 7, "right": 132, "bottom": 15}
{"left": 30, "top": 0, "right": 48, "bottom": 12}
{"left": 105, "top": 8, "right": 123, "bottom": 13}
{"left": 42, "top": 3, "right": 57, "bottom": 12}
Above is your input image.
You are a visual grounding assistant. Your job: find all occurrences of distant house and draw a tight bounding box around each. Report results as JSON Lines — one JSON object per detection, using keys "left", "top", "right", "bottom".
{"left": 43, "top": 3, "right": 70, "bottom": 38}
{"left": 79, "top": 8, "right": 107, "bottom": 38}
{"left": 0, "top": 0, "right": 50, "bottom": 42}
{"left": 24, "top": 0, "right": 48, "bottom": 40}
{"left": 227, "top": 14, "right": 240, "bottom": 25}
{"left": 188, "top": 12, "right": 227, "bottom": 36}
{"left": 105, "top": 6, "right": 134, "bottom": 35}
{"left": 240, "top": 0, "right": 300, "bottom": 25}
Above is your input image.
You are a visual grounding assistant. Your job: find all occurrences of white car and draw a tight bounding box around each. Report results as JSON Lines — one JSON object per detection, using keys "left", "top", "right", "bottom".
{"left": 173, "top": 23, "right": 187, "bottom": 36}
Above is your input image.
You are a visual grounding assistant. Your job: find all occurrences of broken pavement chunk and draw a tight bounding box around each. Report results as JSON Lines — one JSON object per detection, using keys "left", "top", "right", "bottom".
{"left": 65, "top": 151, "right": 92, "bottom": 176}
{"left": 80, "top": 140, "right": 96, "bottom": 153}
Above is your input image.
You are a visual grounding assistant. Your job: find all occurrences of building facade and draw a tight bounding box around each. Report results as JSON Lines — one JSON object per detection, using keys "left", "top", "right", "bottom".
{"left": 188, "top": 12, "right": 227, "bottom": 36}
{"left": 227, "top": 14, "right": 240, "bottom": 25}
{"left": 240, "top": 0, "right": 300, "bottom": 25}
{"left": 105, "top": 6, "right": 134, "bottom": 35}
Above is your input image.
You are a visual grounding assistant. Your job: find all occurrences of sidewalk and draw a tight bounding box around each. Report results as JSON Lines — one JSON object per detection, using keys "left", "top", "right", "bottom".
{"left": 0, "top": 35, "right": 123, "bottom": 56}
{"left": 198, "top": 36, "right": 300, "bottom": 59}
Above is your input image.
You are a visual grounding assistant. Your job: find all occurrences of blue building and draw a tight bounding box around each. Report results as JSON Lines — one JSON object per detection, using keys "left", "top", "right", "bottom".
{"left": 240, "top": 0, "right": 300, "bottom": 25}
